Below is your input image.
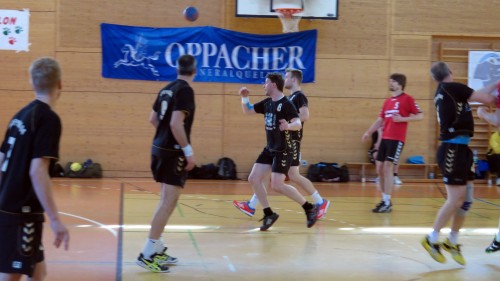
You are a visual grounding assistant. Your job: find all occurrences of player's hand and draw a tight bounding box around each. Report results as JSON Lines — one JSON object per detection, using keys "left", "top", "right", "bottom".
{"left": 239, "top": 87, "right": 250, "bottom": 97}
{"left": 477, "top": 106, "right": 489, "bottom": 119}
{"left": 391, "top": 114, "right": 404, "bottom": 122}
{"left": 361, "top": 132, "right": 370, "bottom": 142}
{"left": 50, "top": 220, "right": 69, "bottom": 250}
{"left": 279, "top": 119, "right": 289, "bottom": 131}
{"left": 185, "top": 155, "right": 196, "bottom": 171}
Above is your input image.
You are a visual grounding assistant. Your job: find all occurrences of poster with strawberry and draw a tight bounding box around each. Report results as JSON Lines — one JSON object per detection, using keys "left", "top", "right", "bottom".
{"left": 0, "top": 9, "right": 30, "bottom": 52}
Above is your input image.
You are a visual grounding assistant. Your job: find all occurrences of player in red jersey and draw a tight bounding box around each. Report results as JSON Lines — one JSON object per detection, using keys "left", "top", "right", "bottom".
{"left": 362, "top": 73, "right": 423, "bottom": 213}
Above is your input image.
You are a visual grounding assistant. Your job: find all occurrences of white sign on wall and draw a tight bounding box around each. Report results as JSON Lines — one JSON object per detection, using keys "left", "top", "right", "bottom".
{"left": 468, "top": 51, "right": 500, "bottom": 90}
{"left": 0, "top": 9, "right": 30, "bottom": 52}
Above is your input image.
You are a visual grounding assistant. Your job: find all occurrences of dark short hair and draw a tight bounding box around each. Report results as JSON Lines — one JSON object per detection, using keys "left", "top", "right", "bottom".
{"left": 285, "top": 68, "right": 303, "bottom": 83}
{"left": 390, "top": 73, "right": 407, "bottom": 90}
{"left": 266, "top": 72, "right": 284, "bottom": 92}
{"left": 430, "top": 61, "right": 451, "bottom": 82}
{"left": 177, "top": 54, "right": 196, "bottom": 75}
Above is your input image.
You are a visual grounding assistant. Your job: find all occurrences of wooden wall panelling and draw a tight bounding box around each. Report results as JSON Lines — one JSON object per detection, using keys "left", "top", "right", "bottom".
{"left": 226, "top": 0, "right": 389, "bottom": 57}
{"left": 0, "top": 90, "right": 34, "bottom": 136}
{"left": 310, "top": 58, "right": 390, "bottom": 98}
{"left": 0, "top": 0, "right": 55, "bottom": 11}
{"left": 1, "top": 11, "right": 56, "bottom": 91}
{"left": 393, "top": 0, "right": 500, "bottom": 36}
{"left": 57, "top": 0, "right": 225, "bottom": 49}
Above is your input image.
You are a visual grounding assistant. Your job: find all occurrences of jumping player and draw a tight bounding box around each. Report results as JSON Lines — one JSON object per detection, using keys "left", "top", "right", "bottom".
{"left": 238, "top": 72, "right": 318, "bottom": 231}
{"left": 233, "top": 69, "right": 330, "bottom": 219}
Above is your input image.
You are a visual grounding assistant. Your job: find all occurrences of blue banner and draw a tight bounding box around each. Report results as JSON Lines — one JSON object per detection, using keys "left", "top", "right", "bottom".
{"left": 101, "top": 23, "right": 317, "bottom": 83}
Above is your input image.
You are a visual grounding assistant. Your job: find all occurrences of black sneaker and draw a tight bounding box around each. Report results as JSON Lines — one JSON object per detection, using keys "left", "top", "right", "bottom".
{"left": 372, "top": 201, "right": 392, "bottom": 213}
{"left": 485, "top": 237, "right": 500, "bottom": 253}
{"left": 259, "top": 213, "right": 279, "bottom": 231}
{"left": 136, "top": 253, "right": 170, "bottom": 273}
{"left": 305, "top": 206, "right": 318, "bottom": 228}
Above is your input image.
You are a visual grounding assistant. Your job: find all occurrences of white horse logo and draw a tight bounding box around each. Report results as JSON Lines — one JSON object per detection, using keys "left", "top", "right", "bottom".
{"left": 114, "top": 38, "right": 161, "bottom": 76}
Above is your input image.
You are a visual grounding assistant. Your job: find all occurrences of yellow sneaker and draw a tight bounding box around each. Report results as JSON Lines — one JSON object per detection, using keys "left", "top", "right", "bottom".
{"left": 442, "top": 238, "right": 466, "bottom": 265}
{"left": 421, "top": 236, "right": 446, "bottom": 263}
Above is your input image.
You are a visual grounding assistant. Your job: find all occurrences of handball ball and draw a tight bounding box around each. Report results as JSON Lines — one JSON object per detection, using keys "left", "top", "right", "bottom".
{"left": 183, "top": 6, "right": 199, "bottom": 22}
{"left": 70, "top": 162, "right": 82, "bottom": 172}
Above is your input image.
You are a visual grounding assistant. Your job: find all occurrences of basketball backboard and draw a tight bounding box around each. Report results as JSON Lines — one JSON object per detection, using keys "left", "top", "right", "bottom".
{"left": 236, "top": 0, "right": 338, "bottom": 20}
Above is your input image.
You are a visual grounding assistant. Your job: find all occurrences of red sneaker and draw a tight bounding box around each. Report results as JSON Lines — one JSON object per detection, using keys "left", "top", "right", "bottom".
{"left": 233, "top": 200, "right": 255, "bottom": 217}
{"left": 316, "top": 199, "right": 331, "bottom": 219}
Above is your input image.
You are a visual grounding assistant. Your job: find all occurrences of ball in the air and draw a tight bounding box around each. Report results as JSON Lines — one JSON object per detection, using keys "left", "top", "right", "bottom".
{"left": 183, "top": 6, "right": 199, "bottom": 22}
{"left": 70, "top": 162, "right": 82, "bottom": 172}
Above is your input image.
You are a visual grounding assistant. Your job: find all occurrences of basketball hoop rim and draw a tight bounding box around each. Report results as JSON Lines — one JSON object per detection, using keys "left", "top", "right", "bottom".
{"left": 275, "top": 8, "right": 303, "bottom": 18}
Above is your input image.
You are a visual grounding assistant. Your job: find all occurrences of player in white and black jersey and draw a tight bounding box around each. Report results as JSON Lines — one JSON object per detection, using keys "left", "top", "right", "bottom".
{"left": 421, "top": 61, "right": 498, "bottom": 265}
{"left": 136, "top": 55, "right": 197, "bottom": 273}
{"left": 238, "top": 72, "right": 318, "bottom": 231}
{"left": 0, "top": 57, "right": 69, "bottom": 281}
{"left": 234, "top": 69, "right": 330, "bottom": 220}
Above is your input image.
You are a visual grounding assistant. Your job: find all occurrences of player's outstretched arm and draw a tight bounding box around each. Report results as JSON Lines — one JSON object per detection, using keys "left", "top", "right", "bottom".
{"left": 239, "top": 87, "right": 256, "bottom": 115}
{"left": 470, "top": 80, "right": 500, "bottom": 105}
{"left": 30, "top": 157, "right": 70, "bottom": 250}
{"left": 478, "top": 106, "right": 500, "bottom": 128}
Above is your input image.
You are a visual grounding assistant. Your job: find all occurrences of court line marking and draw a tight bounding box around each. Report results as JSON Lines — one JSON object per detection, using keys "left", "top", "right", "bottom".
{"left": 59, "top": 211, "right": 118, "bottom": 237}
{"left": 223, "top": 256, "right": 237, "bottom": 272}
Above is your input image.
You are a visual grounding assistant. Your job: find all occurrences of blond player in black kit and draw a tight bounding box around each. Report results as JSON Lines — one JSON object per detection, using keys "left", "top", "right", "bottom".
{"left": 0, "top": 57, "right": 69, "bottom": 281}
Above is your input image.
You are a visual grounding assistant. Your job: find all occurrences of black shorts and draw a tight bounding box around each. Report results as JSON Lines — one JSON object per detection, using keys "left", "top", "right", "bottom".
{"left": 376, "top": 139, "right": 404, "bottom": 165}
{"left": 0, "top": 212, "right": 44, "bottom": 277}
{"left": 437, "top": 142, "right": 474, "bottom": 185}
{"left": 290, "top": 141, "right": 301, "bottom": 167}
{"left": 255, "top": 147, "right": 292, "bottom": 175}
{"left": 151, "top": 148, "right": 188, "bottom": 187}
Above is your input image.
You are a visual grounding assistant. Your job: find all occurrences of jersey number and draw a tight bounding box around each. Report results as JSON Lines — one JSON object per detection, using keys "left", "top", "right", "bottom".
{"left": 1, "top": 137, "right": 16, "bottom": 172}
{"left": 159, "top": 100, "right": 169, "bottom": 121}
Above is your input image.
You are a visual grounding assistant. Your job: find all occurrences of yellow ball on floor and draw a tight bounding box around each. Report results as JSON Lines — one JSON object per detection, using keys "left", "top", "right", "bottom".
{"left": 70, "top": 162, "right": 82, "bottom": 172}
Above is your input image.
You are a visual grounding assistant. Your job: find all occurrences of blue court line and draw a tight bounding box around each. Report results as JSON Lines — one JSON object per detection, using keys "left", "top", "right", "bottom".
{"left": 115, "top": 182, "right": 125, "bottom": 281}
{"left": 475, "top": 197, "right": 500, "bottom": 208}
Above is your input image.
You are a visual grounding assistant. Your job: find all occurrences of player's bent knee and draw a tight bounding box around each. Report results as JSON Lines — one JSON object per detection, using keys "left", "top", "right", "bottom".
{"left": 458, "top": 201, "right": 472, "bottom": 216}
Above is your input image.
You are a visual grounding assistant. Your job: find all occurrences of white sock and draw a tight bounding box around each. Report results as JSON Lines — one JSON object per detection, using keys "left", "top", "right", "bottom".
{"left": 428, "top": 230, "right": 440, "bottom": 244}
{"left": 154, "top": 237, "right": 165, "bottom": 253}
{"left": 382, "top": 194, "right": 391, "bottom": 205}
{"left": 311, "top": 191, "right": 323, "bottom": 205}
{"left": 142, "top": 238, "right": 159, "bottom": 259}
{"left": 496, "top": 232, "right": 500, "bottom": 242}
{"left": 448, "top": 231, "right": 459, "bottom": 245}
{"left": 248, "top": 194, "right": 259, "bottom": 209}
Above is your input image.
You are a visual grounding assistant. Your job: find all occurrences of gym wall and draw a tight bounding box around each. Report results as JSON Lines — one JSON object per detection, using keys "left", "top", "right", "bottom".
{"left": 1, "top": 0, "right": 500, "bottom": 178}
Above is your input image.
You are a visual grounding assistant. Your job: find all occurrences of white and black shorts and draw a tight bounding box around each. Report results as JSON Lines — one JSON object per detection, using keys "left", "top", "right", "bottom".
{"left": 376, "top": 139, "right": 404, "bottom": 165}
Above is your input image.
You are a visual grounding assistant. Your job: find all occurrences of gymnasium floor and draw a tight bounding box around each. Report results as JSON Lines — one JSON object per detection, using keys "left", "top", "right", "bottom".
{"left": 42, "top": 178, "right": 500, "bottom": 281}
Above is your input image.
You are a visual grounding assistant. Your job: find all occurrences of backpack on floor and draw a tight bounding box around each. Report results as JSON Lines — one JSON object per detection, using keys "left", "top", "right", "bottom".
{"left": 216, "top": 157, "right": 238, "bottom": 180}
{"left": 307, "top": 162, "right": 349, "bottom": 182}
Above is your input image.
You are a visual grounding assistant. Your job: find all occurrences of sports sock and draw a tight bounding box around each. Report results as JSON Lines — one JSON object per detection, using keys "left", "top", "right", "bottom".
{"left": 263, "top": 207, "right": 274, "bottom": 217}
{"left": 448, "top": 231, "right": 459, "bottom": 245}
{"left": 496, "top": 232, "right": 500, "bottom": 242}
{"left": 248, "top": 194, "right": 259, "bottom": 209}
{"left": 142, "top": 238, "right": 159, "bottom": 259}
{"left": 428, "top": 230, "right": 440, "bottom": 244}
{"left": 382, "top": 193, "right": 391, "bottom": 205}
{"left": 154, "top": 236, "right": 165, "bottom": 253}
{"left": 302, "top": 202, "right": 314, "bottom": 211}
{"left": 311, "top": 191, "right": 323, "bottom": 205}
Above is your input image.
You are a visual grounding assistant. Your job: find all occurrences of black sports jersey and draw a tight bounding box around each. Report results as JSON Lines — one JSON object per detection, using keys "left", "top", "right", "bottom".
{"left": 434, "top": 82, "right": 474, "bottom": 140}
{"left": 152, "top": 79, "right": 195, "bottom": 155}
{"left": 0, "top": 100, "right": 61, "bottom": 216}
{"left": 288, "top": 90, "right": 308, "bottom": 142}
{"left": 254, "top": 96, "right": 299, "bottom": 152}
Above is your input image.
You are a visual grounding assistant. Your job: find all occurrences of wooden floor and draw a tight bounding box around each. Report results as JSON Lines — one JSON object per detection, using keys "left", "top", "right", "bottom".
{"left": 40, "top": 178, "right": 500, "bottom": 281}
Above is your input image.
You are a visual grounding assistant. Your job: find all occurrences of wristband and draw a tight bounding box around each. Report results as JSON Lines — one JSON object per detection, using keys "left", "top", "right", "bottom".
{"left": 241, "top": 97, "right": 249, "bottom": 104}
{"left": 182, "top": 144, "right": 193, "bottom": 157}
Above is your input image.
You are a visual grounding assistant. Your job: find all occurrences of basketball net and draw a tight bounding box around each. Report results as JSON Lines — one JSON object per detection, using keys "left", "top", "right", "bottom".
{"left": 276, "top": 8, "right": 302, "bottom": 33}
